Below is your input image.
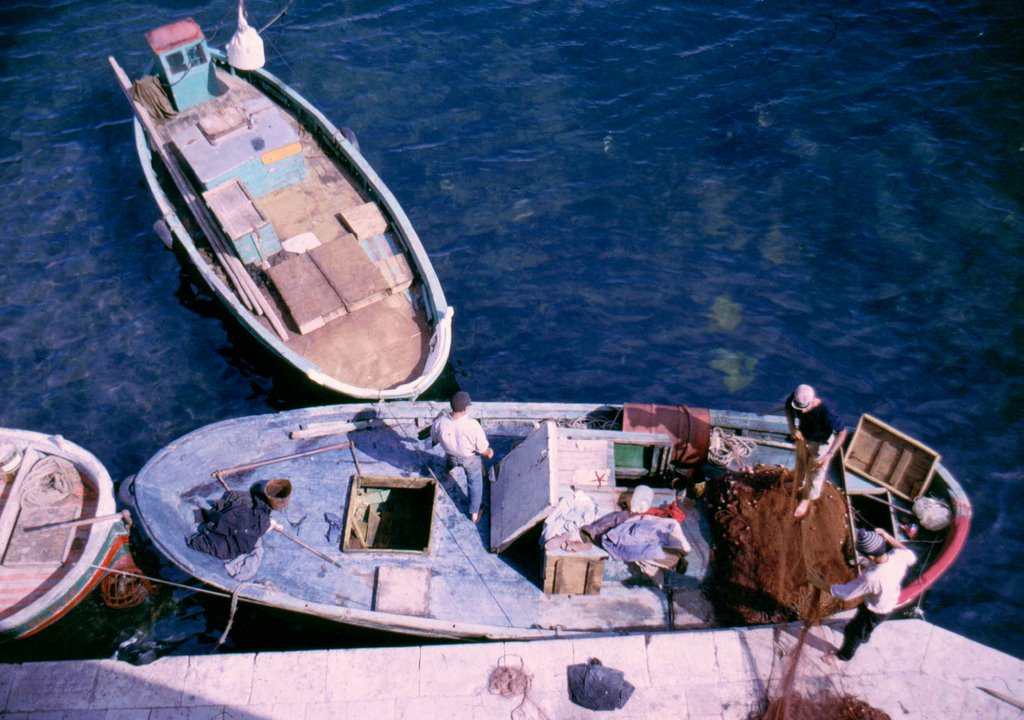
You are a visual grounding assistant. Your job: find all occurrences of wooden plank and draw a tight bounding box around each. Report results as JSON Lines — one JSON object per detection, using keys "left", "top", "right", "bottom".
{"left": 889, "top": 448, "right": 915, "bottom": 494}
{"left": 338, "top": 201, "right": 388, "bottom": 240}
{"left": 0, "top": 448, "right": 40, "bottom": 558}
{"left": 204, "top": 180, "right": 270, "bottom": 241}
{"left": 868, "top": 442, "right": 898, "bottom": 480}
{"left": 266, "top": 253, "right": 344, "bottom": 334}
{"left": 364, "top": 234, "right": 414, "bottom": 290}
{"left": 544, "top": 547, "right": 606, "bottom": 595}
{"left": 379, "top": 251, "right": 414, "bottom": 290}
{"left": 308, "top": 234, "right": 390, "bottom": 313}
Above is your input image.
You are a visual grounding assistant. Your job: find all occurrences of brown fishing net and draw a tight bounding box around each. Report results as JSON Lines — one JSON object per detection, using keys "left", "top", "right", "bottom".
{"left": 753, "top": 693, "right": 892, "bottom": 720}
{"left": 707, "top": 465, "right": 892, "bottom": 720}
{"left": 705, "top": 464, "right": 856, "bottom": 624}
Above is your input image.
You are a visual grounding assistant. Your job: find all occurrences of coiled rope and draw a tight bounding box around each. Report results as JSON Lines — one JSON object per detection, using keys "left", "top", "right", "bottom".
{"left": 20, "top": 456, "right": 81, "bottom": 507}
{"left": 707, "top": 427, "right": 757, "bottom": 468}
{"left": 488, "top": 655, "right": 550, "bottom": 720}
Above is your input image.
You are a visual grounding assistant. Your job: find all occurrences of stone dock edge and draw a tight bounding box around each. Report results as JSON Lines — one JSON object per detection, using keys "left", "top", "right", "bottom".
{"left": 1, "top": 619, "right": 1021, "bottom": 719}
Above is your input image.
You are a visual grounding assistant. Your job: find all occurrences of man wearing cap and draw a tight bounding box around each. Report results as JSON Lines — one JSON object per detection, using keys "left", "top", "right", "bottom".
{"left": 808, "top": 527, "right": 917, "bottom": 665}
{"left": 431, "top": 391, "right": 494, "bottom": 523}
{"left": 785, "top": 384, "right": 848, "bottom": 518}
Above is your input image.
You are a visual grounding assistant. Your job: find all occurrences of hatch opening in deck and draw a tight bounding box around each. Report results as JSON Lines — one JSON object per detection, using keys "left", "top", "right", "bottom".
{"left": 343, "top": 475, "right": 436, "bottom": 553}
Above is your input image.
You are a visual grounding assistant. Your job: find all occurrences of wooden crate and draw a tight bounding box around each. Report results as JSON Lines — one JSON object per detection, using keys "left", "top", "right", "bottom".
{"left": 542, "top": 545, "right": 607, "bottom": 595}
{"left": 843, "top": 414, "right": 940, "bottom": 501}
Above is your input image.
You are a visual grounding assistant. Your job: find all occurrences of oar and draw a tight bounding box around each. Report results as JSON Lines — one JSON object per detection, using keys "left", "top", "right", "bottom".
{"left": 24, "top": 510, "right": 131, "bottom": 533}
{"left": 213, "top": 440, "right": 353, "bottom": 483}
{"left": 754, "top": 438, "right": 797, "bottom": 451}
{"left": 269, "top": 519, "right": 341, "bottom": 567}
{"left": 978, "top": 687, "right": 1024, "bottom": 711}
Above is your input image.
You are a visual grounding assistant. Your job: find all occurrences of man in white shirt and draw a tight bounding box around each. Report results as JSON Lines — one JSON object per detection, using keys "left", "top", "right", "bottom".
{"left": 431, "top": 391, "right": 494, "bottom": 523}
{"left": 809, "top": 526, "right": 917, "bottom": 664}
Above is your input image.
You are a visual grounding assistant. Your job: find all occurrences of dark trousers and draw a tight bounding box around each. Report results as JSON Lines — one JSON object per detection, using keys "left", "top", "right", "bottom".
{"left": 837, "top": 604, "right": 888, "bottom": 661}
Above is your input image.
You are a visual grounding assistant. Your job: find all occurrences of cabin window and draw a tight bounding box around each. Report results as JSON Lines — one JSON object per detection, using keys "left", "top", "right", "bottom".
{"left": 343, "top": 475, "right": 436, "bottom": 553}
{"left": 165, "top": 44, "right": 207, "bottom": 76}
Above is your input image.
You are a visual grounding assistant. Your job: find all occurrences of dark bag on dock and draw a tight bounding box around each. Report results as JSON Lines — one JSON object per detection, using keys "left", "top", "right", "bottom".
{"left": 567, "top": 657, "right": 634, "bottom": 711}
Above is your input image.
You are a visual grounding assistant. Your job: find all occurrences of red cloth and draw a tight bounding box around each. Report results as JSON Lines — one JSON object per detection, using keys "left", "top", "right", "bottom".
{"left": 643, "top": 502, "right": 686, "bottom": 523}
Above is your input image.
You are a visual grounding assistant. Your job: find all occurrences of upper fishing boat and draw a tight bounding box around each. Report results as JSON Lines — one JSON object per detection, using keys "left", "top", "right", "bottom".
{"left": 0, "top": 429, "right": 130, "bottom": 641}
{"left": 127, "top": 400, "right": 970, "bottom": 641}
{"left": 109, "top": 5, "right": 452, "bottom": 399}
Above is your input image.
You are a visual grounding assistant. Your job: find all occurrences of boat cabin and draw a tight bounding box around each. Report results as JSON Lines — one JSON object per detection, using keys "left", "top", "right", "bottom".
{"left": 146, "top": 19, "right": 219, "bottom": 112}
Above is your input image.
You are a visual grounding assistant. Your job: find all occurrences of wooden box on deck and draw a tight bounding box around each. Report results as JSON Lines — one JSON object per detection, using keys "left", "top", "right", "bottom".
{"left": 844, "top": 413, "right": 940, "bottom": 501}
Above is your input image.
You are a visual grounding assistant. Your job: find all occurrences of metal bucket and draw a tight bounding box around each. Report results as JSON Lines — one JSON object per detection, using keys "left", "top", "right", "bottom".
{"left": 262, "top": 478, "right": 292, "bottom": 510}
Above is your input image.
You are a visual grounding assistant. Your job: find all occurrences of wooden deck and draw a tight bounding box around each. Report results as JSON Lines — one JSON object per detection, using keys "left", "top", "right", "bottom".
{"left": 152, "top": 70, "right": 431, "bottom": 392}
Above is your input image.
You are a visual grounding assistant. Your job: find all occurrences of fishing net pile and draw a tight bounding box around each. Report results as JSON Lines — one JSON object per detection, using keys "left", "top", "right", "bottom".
{"left": 704, "top": 465, "right": 856, "bottom": 624}
{"left": 746, "top": 625, "right": 892, "bottom": 720}
{"left": 751, "top": 693, "right": 892, "bottom": 720}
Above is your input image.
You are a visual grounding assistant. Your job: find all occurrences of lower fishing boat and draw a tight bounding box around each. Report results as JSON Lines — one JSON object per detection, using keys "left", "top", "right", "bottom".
{"left": 110, "top": 6, "right": 452, "bottom": 400}
{"left": 128, "top": 401, "right": 970, "bottom": 640}
{"left": 0, "top": 430, "right": 130, "bottom": 641}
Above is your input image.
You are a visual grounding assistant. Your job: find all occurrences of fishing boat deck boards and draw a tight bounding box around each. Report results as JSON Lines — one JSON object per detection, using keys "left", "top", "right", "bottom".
{"left": 151, "top": 70, "right": 430, "bottom": 391}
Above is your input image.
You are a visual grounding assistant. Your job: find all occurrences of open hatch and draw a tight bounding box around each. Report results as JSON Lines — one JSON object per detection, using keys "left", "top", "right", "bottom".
{"left": 342, "top": 475, "right": 436, "bottom": 553}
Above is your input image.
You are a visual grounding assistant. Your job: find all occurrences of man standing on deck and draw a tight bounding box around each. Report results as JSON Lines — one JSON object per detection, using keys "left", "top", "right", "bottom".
{"left": 431, "top": 391, "right": 494, "bottom": 523}
{"left": 809, "top": 527, "right": 917, "bottom": 665}
{"left": 786, "top": 384, "right": 848, "bottom": 518}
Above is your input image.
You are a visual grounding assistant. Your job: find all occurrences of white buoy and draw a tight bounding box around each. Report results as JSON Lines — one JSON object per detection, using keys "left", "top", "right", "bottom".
{"left": 227, "top": 0, "right": 265, "bottom": 71}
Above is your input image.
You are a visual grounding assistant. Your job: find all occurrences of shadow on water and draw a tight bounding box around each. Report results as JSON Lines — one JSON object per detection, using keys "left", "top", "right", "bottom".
{"left": 171, "top": 264, "right": 462, "bottom": 412}
{"left": 0, "top": 583, "right": 452, "bottom": 666}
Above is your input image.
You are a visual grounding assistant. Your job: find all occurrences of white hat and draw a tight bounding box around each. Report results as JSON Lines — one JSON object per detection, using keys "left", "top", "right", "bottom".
{"left": 791, "top": 384, "right": 817, "bottom": 411}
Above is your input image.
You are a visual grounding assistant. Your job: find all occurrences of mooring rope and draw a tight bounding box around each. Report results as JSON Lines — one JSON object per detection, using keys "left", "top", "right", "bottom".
{"left": 217, "top": 580, "right": 263, "bottom": 648}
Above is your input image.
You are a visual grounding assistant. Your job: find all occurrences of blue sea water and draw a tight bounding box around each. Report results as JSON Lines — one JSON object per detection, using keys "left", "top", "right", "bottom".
{"left": 0, "top": 0, "right": 1021, "bottom": 661}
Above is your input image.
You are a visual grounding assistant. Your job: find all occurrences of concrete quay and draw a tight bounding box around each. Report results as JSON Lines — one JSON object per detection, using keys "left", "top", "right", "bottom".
{"left": 1, "top": 619, "right": 1020, "bottom": 719}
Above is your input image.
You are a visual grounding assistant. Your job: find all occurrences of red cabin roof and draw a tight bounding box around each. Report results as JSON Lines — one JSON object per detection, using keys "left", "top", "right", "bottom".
{"left": 145, "top": 18, "right": 205, "bottom": 55}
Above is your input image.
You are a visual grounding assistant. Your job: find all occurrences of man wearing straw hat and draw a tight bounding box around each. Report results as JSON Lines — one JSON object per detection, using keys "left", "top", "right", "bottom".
{"left": 431, "top": 391, "right": 494, "bottom": 523}
{"left": 785, "top": 383, "right": 848, "bottom": 518}
{"left": 809, "top": 527, "right": 917, "bottom": 665}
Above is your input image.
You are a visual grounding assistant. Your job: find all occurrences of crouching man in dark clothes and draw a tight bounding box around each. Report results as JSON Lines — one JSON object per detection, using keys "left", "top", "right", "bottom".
{"left": 808, "top": 527, "right": 917, "bottom": 665}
